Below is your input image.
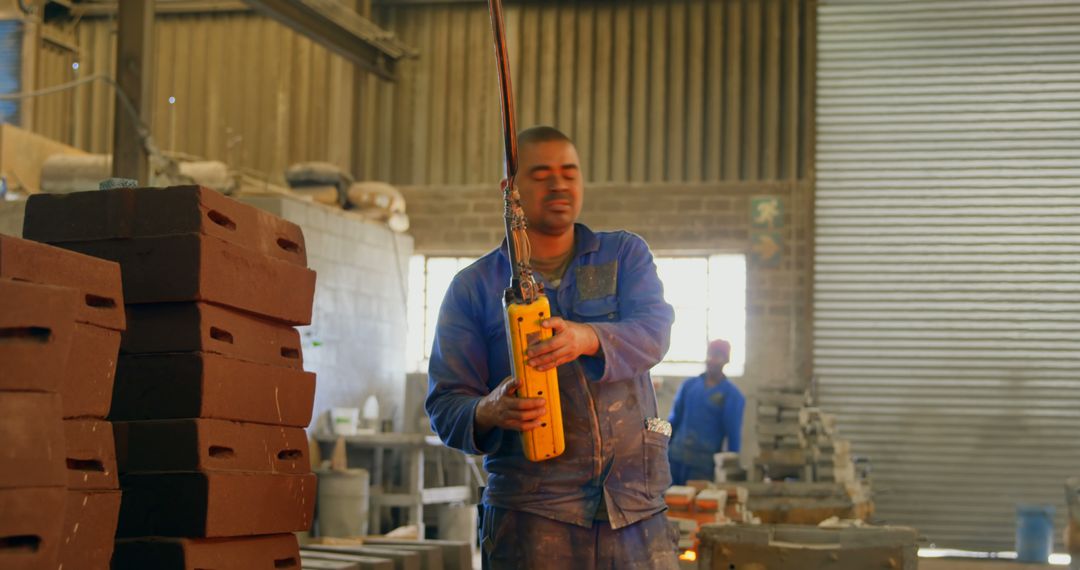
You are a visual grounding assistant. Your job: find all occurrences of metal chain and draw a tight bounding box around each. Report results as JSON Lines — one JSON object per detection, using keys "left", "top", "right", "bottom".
{"left": 504, "top": 178, "right": 542, "bottom": 304}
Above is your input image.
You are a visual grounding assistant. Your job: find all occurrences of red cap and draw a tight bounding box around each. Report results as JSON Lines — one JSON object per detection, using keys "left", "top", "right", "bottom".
{"left": 708, "top": 339, "right": 731, "bottom": 357}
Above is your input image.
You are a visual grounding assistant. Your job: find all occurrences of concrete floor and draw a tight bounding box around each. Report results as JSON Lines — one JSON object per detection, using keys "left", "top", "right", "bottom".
{"left": 667, "top": 558, "right": 1057, "bottom": 570}
{"left": 920, "top": 560, "right": 1058, "bottom": 570}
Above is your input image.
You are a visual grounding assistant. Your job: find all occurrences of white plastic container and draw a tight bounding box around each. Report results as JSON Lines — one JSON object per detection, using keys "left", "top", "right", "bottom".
{"left": 330, "top": 407, "right": 360, "bottom": 436}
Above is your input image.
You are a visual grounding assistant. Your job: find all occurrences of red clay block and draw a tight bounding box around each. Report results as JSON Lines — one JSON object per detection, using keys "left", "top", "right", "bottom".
{"left": 63, "top": 323, "right": 120, "bottom": 418}
{"left": 0, "top": 487, "right": 64, "bottom": 570}
{"left": 24, "top": 185, "right": 308, "bottom": 266}
{"left": 122, "top": 302, "right": 303, "bottom": 369}
{"left": 114, "top": 418, "right": 310, "bottom": 475}
{"left": 60, "top": 234, "right": 315, "bottom": 325}
{"left": 58, "top": 489, "right": 120, "bottom": 570}
{"left": 111, "top": 352, "right": 315, "bottom": 427}
{"left": 0, "top": 235, "right": 125, "bottom": 330}
{"left": 64, "top": 419, "right": 118, "bottom": 490}
{"left": 116, "top": 472, "right": 316, "bottom": 537}
{"left": 112, "top": 534, "right": 301, "bottom": 570}
{"left": 0, "top": 279, "right": 78, "bottom": 393}
{"left": 0, "top": 392, "right": 65, "bottom": 488}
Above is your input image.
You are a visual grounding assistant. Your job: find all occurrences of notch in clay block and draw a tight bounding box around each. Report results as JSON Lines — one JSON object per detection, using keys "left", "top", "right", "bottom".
{"left": 64, "top": 419, "right": 118, "bottom": 490}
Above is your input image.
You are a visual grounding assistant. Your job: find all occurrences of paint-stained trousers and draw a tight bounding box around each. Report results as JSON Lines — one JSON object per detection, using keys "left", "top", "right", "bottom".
{"left": 481, "top": 506, "right": 680, "bottom": 570}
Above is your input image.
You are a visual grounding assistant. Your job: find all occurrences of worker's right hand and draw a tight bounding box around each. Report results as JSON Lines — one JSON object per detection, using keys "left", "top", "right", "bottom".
{"left": 474, "top": 376, "right": 547, "bottom": 434}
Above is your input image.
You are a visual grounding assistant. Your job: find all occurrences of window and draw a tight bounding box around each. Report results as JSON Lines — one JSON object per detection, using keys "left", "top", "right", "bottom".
{"left": 653, "top": 255, "right": 746, "bottom": 378}
{"left": 406, "top": 255, "right": 477, "bottom": 373}
{"left": 407, "top": 254, "right": 747, "bottom": 377}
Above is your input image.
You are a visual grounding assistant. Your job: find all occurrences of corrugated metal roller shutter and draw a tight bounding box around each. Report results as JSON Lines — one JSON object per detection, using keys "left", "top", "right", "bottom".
{"left": 815, "top": 0, "right": 1080, "bottom": 552}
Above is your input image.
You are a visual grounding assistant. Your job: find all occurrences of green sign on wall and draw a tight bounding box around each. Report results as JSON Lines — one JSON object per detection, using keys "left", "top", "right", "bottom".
{"left": 750, "top": 196, "right": 783, "bottom": 230}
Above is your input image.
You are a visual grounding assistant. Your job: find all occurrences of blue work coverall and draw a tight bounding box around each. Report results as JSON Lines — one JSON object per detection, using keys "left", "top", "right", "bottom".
{"left": 426, "top": 224, "right": 678, "bottom": 569}
{"left": 667, "top": 374, "right": 745, "bottom": 485}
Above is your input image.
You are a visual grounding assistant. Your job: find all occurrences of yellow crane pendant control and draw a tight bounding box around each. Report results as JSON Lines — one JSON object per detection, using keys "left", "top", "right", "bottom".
{"left": 505, "top": 296, "right": 565, "bottom": 462}
{"left": 489, "top": 0, "right": 566, "bottom": 462}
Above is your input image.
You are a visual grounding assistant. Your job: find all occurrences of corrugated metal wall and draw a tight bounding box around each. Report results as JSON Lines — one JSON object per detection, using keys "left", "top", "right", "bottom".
{"left": 815, "top": 0, "right": 1080, "bottom": 552}
{"left": 379, "top": 0, "right": 813, "bottom": 186}
{"left": 29, "top": 0, "right": 814, "bottom": 186}
{"left": 33, "top": 34, "right": 76, "bottom": 144}
{"left": 34, "top": 10, "right": 368, "bottom": 179}
{"left": 0, "top": 20, "right": 22, "bottom": 125}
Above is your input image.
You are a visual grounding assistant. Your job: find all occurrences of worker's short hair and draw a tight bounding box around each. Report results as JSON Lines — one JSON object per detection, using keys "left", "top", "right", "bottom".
{"left": 518, "top": 126, "right": 574, "bottom": 148}
{"left": 708, "top": 339, "right": 732, "bottom": 357}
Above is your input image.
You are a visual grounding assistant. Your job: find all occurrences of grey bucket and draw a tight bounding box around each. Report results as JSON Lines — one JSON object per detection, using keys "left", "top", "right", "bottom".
{"left": 316, "top": 468, "right": 370, "bottom": 537}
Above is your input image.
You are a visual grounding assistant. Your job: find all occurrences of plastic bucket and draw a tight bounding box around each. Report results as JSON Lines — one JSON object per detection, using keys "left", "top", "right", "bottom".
{"left": 330, "top": 407, "right": 360, "bottom": 436}
{"left": 316, "top": 468, "right": 370, "bottom": 537}
{"left": 1016, "top": 504, "right": 1055, "bottom": 563}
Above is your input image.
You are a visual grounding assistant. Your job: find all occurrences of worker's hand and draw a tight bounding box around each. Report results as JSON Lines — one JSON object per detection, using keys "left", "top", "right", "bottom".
{"left": 474, "top": 376, "right": 547, "bottom": 434}
{"left": 525, "top": 317, "right": 601, "bottom": 372}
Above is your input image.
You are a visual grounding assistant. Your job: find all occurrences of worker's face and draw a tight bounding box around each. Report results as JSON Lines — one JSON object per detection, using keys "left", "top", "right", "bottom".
{"left": 706, "top": 346, "right": 730, "bottom": 376}
{"left": 516, "top": 140, "right": 583, "bottom": 236}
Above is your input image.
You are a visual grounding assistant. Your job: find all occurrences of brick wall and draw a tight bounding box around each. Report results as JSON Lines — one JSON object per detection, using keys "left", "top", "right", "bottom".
{"left": 400, "top": 181, "right": 813, "bottom": 393}
{"left": 239, "top": 196, "right": 413, "bottom": 430}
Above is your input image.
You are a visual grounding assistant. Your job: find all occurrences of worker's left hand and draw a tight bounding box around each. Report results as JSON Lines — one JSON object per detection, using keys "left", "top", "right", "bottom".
{"left": 525, "top": 317, "right": 601, "bottom": 372}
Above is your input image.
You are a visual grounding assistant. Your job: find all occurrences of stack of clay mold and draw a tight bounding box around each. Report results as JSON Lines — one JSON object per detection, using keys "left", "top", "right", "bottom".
{"left": 24, "top": 185, "right": 319, "bottom": 569}
{"left": 1, "top": 234, "right": 125, "bottom": 569}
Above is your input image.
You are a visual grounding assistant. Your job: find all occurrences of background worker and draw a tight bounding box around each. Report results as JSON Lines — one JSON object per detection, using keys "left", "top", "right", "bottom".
{"left": 667, "top": 339, "right": 746, "bottom": 485}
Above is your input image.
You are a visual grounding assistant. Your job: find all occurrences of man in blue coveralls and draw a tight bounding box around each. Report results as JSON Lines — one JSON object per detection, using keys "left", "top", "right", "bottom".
{"left": 425, "top": 126, "right": 679, "bottom": 569}
{"left": 667, "top": 339, "right": 746, "bottom": 485}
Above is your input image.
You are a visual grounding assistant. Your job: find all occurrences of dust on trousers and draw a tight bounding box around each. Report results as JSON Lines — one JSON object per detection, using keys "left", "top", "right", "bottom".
{"left": 481, "top": 506, "right": 679, "bottom": 570}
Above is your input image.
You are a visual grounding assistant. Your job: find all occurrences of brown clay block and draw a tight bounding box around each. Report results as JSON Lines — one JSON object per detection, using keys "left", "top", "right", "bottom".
{"left": 116, "top": 472, "right": 316, "bottom": 537}
{"left": 0, "top": 487, "right": 65, "bottom": 570}
{"left": 111, "top": 352, "right": 315, "bottom": 427}
{"left": 64, "top": 419, "right": 118, "bottom": 490}
{"left": 122, "top": 302, "right": 303, "bottom": 369}
{"left": 0, "top": 235, "right": 125, "bottom": 330}
{"left": 24, "top": 185, "right": 308, "bottom": 266}
{"left": 58, "top": 489, "right": 120, "bottom": 570}
{"left": 0, "top": 392, "right": 66, "bottom": 488}
{"left": 63, "top": 323, "right": 120, "bottom": 418}
{"left": 114, "top": 418, "right": 310, "bottom": 475}
{"left": 112, "top": 534, "right": 301, "bottom": 570}
{"left": 60, "top": 234, "right": 314, "bottom": 325}
{"left": 0, "top": 279, "right": 78, "bottom": 393}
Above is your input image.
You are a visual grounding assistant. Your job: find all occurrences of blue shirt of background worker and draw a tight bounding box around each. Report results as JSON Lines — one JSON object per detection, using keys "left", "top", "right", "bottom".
{"left": 667, "top": 339, "right": 745, "bottom": 485}
{"left": 425, "top": 127, "right": 680, "bottom": 569}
